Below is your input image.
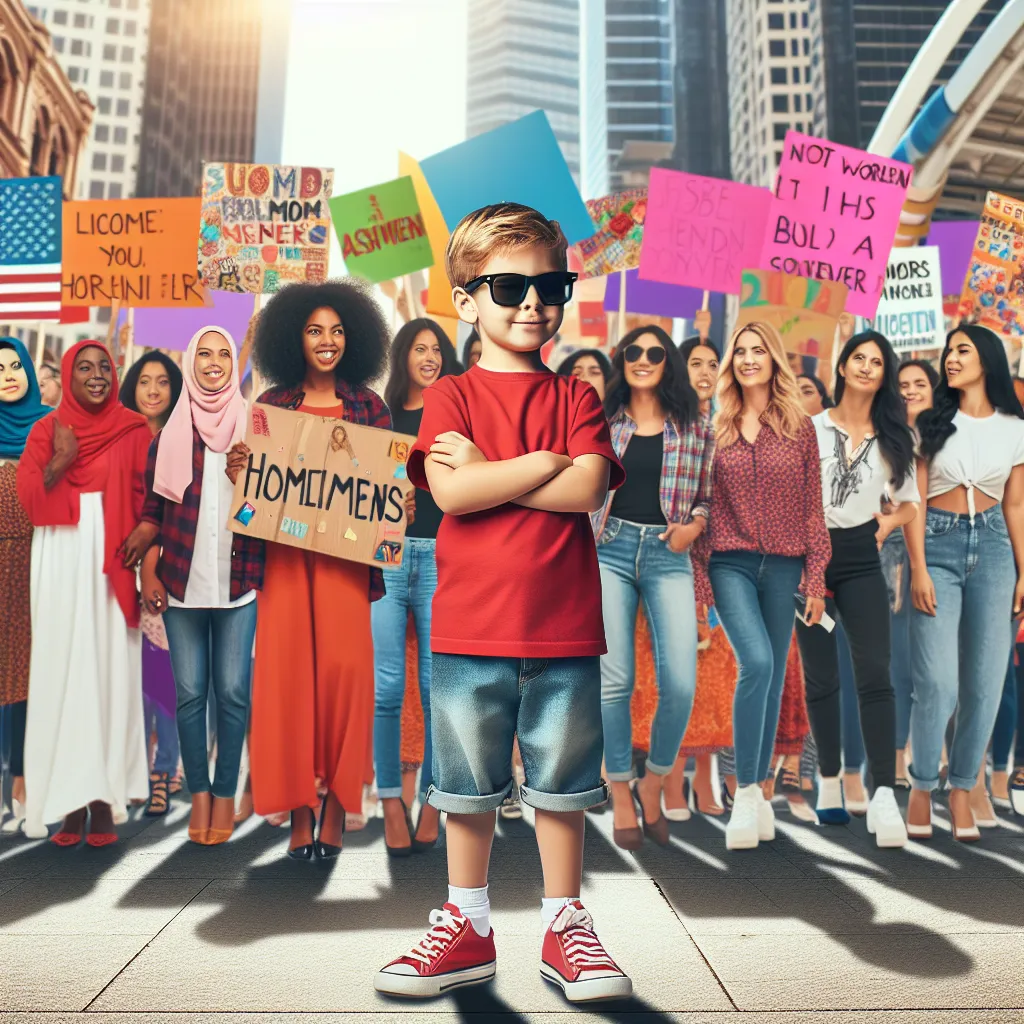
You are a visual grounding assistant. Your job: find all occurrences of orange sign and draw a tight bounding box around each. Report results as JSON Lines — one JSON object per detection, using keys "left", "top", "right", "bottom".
{"left": 62, "top": 197, "right": 206, "bottom": 307}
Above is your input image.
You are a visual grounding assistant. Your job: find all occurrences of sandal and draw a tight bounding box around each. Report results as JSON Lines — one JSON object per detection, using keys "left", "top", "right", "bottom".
{"left": 168, "top": 772, "right": 184, "bottom": 796}
{"left": 145, "top": 772, "right": 170, "bottom": 817}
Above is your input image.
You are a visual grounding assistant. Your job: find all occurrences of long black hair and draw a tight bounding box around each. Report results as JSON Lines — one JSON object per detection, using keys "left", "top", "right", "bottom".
{"left": 384, "top": 318, "right": 460, "bottom": 410}
{"left": 917, "top": 323, "right": 1024, "bottom": 460}
{"left": 898, "top": 358, "right": 940, "bottom": 391}
{"left": 604, "top": 324, "right": 698, "bottom": 427}
{"left": 798, "top": 372, "right": 833, "bottom": 409}
{"left": 119, "top": 351, "right": 183, "bottom": 429}
{"left": 461, "top": 327, "right": 480, "bottom": 368}
{"left": 833, "top": 330, "right": 915, "bottom": 486}
{"left": 555, "top": 347, "right": 613, "bottom": 384}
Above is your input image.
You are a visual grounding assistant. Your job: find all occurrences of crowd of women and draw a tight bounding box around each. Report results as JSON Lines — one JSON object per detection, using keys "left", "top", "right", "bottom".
{"left": 2, "top": 277, "right": 1024, "bottom": 855}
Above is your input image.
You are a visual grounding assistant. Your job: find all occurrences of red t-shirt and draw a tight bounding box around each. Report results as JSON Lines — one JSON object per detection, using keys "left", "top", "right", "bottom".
{"left": 407, "top": 366, "right": 624, "bottom": 658}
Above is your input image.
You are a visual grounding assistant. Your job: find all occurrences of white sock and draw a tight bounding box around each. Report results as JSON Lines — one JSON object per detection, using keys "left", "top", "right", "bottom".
{"left": 449, "top": 884, "right": 490, "bottom": 937}
{"left": 817, "top": 775, "right": 843, "bottom": 810}
{"left": 541, "top": 895, "right": 578, "bottom": 927}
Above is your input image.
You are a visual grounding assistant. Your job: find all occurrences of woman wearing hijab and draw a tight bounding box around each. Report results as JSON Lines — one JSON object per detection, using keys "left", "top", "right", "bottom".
{"left": 0, "top": 339, "right": 51, "bottom": 837}
{"left": 17, "top": 341, "right": 152, "bottom": 845}
{"left": 134, "top": 328, "right": 260, "bottom": 845}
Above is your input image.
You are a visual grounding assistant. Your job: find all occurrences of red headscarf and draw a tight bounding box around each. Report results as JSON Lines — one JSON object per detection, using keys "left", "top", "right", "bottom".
{"left": 17, "top": 340, "right": 151, "bottom": 626}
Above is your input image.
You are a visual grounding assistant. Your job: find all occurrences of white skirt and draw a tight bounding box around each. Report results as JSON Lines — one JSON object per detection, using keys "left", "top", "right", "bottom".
{"left": 24, "top": 492, "right": 148, "bottom": 829}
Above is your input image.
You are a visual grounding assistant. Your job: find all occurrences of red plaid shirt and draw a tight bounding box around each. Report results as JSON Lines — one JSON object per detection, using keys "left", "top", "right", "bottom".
{"left": 141, "top": 429, "right": 265, "bottom": 603}
{"left": 257, "top": 380, "right": 391, "bottom": 603}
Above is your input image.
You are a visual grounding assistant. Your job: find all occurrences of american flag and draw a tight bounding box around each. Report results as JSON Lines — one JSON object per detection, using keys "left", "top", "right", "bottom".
{"left": 0, "top": 176, "right": 62, "bottom": 321}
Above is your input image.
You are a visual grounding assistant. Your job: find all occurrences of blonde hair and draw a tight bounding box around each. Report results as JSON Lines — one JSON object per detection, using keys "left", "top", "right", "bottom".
{"left": 445, "top": 202, "right": 568, "bottom": 288}
{"left": 714, "top": 320, "right": 808, "bottom": 448}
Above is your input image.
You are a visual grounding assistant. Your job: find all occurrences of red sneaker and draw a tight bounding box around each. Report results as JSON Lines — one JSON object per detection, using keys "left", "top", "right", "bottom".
{"left": 375, "top": 903, "right": 496, "bottom": 998}
{"left": 541, "top": 900, "right": 632, "bottom": 1003}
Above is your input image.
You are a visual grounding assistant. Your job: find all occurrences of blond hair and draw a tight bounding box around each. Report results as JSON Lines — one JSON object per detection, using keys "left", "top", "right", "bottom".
{"left": 445, "top": 202, "right": 568, "bottom": 288}
{"left": 714, "top": 320, "right": 808, "bottom": 448}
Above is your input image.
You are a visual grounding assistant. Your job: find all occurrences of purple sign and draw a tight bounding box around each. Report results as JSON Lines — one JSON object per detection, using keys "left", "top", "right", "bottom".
{"left": 603, "top": 269, "right": 706, "bottom": 318}
{"left": 927, "top": 221, "right": 979, "bottom": 297}
{"left": 117, "top": 289, "right": 258, "bottom": 352}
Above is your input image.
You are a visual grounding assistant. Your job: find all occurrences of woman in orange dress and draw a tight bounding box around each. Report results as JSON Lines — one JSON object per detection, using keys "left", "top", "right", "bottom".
{"left": 235, "top": 280, "right": 394, "bottom": 861}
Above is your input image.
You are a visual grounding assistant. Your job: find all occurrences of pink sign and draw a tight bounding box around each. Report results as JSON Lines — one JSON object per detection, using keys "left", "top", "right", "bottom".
{"left": 759, "top": 131, "right": 911, "bottom": 318}
{"left": 638, "top": 168, "right": 772, "bottom": 295}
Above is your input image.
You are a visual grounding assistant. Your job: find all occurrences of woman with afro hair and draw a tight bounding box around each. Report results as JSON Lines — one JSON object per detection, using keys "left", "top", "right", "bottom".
{"left": 228, "top": 279, "right": 393, "bottom": 860}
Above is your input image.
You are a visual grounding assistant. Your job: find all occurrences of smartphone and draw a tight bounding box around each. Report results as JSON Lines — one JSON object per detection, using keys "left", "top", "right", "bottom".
{"left": 794, "top": 593, "right": 836, "bottom": 633}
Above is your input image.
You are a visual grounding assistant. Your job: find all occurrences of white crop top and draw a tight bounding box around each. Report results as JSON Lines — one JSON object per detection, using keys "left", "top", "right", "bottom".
{"left": 813, "top": 410, "right": 920, "bottom": 530}
{"left": 927, "top": 410, "right": 1024, "bottom": 514}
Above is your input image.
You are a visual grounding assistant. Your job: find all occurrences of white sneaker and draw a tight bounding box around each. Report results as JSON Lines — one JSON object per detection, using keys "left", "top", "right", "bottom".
{"left": 725, "top": 785, "right": 760, "bottom": 850}
{"left": 1, "top": 799, "right": 25, "bottom": 834}
{"left": 866, "top": 786, "right": 908, "bottom": 848}
{"left": 756, "top": 788, "right": 775, "bottom": 842}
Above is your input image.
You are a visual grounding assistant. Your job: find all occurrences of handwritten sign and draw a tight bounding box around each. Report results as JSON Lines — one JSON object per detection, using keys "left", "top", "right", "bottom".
{"left": 869, "top": 246, "right": 944, "bottom": 352}
{"left": 958, "top": 192, "right": 1024, "bottom": 345}
{"left": 199, "top": 163, "right": 333, "bottom": 294}
{"left": 760, "top": 132, "right": 911, "bottom": 318}
{"left": 330, "top": 175, "right": 433, "bottom": 285}
{"left": 737, "top": 269, "right": 848, "bottom": 388}
{"left": 572, "top": 189, "right": 647, "bottom": 279}
{"left": 228, "top": 405, "right": 415, "bottom": 566}
{"left": 640, "top": 169, "right": 772, "bottom": 295}
{"left": 61, "top": 197, "right": 205, "bottom": 307}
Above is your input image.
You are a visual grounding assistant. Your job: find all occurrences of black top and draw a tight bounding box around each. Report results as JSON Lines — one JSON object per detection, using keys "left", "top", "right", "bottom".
{"left": 609, "top": 431, "right": 666, "bottom": 527}
{"left": 392, "top": 405, "right": 443, "bottom": 540}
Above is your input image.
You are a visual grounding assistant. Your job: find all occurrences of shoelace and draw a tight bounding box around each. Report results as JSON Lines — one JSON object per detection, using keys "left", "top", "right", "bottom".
{"left": 404, "top": 908, "right": 462, "bottom": 967}
{"left": 551, "top": 904, "right": 619, "bottom": 971}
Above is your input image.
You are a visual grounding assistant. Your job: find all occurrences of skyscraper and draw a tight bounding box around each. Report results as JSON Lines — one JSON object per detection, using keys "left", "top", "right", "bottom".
{"left": 726, "top": 0, "right": 822, "bottom": 187}
{"left": 580, "top": 0, "right": 676, "bottom": 197}
{"left": 136, "top": 0, "right": 264, "bottom": 198}
{"left": 465, "top": 0, "right": 580, "bottom": 181}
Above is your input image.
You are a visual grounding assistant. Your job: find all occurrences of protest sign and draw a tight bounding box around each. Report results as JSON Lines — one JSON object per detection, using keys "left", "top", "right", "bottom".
{"left": 572, "top": 189, "right": 647, "bottom": 279}
{"left": 115, "top": 289, "right": 257, "bottom": 353}
{"left": 62, "top": 197, "right": 205, "bottom": 307}
{"left": 737, "top": 269, "right": 848, "bottom": 388}
{"left": 958, "top": 192, "right": 1024, "bottom": 345}
{"left": 760, "top": 132, "right": 911, "bottom": 318}
{"left": 418, "top": 110, "right": 595, "bottom": 246}
{"left": 868, "top": 246, "right": 945, "bottom": 352}
{"left": 228, "top": 404, "right": 415, "bottom": 566}
{"left": 640, "top": 169, "right": 772, "bottom": 295}
{"left": 330, "top": 176, "right": 433, "bottom": 284}
{"left": 602, "top": 268, "right": 705, "bottom": 319}
{"left": 928, "top": 219, "right": 978, "bottom": 322}
{"left": 398, "top": 151, "right": 455, "bottom": 319}
{"left": 198, "top": 163, "right": 333, "bottom": 294}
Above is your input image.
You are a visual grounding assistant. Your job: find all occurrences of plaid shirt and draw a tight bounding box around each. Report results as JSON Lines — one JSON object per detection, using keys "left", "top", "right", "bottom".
{"left": 258, "top": 380, "right": 391, "bottom": 603}
{"left": 592, "top": 407, "right": 715, "bottom": 541}
{"left": 141, "top": 430, "right": 265, "bottom": 603}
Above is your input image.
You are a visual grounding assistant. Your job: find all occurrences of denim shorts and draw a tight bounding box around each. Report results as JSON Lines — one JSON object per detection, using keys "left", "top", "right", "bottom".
{"left": 426, "top": 653, "right": 607, "bottom": 814}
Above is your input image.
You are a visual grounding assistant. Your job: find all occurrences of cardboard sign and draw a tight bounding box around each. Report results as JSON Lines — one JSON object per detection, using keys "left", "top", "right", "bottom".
{"left": 62, "top": 198, "right": 205, "bottom": 307}
{"left": 418, "top": 111, "right": 595, "bottom": 246}
{"left": 958, "top": 192, "right": 1024, "bottom": 344}
{"left": 572, "top": 189, "right": 647, "bottom": 279}
{"left": 199, "top": 163, "right": 333, "bottom": 294}
{"left": 868, "top": 246, "right": 945, "bottom": 352}
{"left": 330, "top": 176, "right": 433, "bottom": 284}
{"left": 116, "top": 289, "right": 257, "bottom": 353}
{"left": 640, "top": 169, "right": 772, "bottom": 295}
{"left": 760, "top": 132, "right": 911, "bottom": 318}
{"left": 737, "top": 269, "right": 848, "bottom": 388}
{"left": 228, "top": 405, "right": 415, "bottom": 566}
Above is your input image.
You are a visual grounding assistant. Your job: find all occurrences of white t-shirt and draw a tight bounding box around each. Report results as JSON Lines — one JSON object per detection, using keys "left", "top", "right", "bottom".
{"left": 813, "top": 410, "right": 920, "bottom": 530}
{"left": 927, "top": 410, "right": 1024, "bottom": 513}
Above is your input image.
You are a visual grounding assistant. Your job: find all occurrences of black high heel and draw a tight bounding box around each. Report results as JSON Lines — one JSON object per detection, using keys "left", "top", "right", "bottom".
{"left": 384, "top": 798, "right": 414, "bottom": 858}
{"left": 314, "top": 793, "right": 344, "bottom": 860}
{"left": 287, "top": 806, "right": 316, "bottom": 861}
{"left": 411, "top": 802, "right": 438, "bottom": 853}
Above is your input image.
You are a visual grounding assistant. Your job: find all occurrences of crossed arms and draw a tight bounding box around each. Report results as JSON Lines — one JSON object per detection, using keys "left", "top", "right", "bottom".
{"left": 423, "top": 431, "right": 611, "bottom": 516}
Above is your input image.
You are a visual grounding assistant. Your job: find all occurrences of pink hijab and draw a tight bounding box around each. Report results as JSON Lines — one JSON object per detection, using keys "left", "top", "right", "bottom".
{"left": 153, "top": 326, "right": 247, "bottom": 503}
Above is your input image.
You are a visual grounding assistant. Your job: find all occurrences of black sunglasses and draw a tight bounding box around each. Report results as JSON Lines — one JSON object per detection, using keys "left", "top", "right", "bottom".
{"left": 623, "top": 344, "right": 666, "bottom": 365}
{"left": 464, "top": 271, "right": 578, "bottom": 307}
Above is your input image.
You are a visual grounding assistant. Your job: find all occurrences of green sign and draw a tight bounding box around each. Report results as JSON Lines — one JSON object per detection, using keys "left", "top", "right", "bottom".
{"left": 330, "top": 175, "right": 434, "bottom": 284}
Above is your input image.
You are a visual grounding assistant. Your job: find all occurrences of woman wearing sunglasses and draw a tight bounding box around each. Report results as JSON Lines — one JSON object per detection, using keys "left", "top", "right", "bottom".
{"left": 592, "top": 325, "right": 713, "bottom": 850}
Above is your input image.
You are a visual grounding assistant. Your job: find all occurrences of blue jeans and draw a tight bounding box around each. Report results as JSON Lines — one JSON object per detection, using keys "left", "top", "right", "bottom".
{"left": 709, "top": 551, "right": 805, "bottom": 786}
{"left": 143, "top": 696, "right": 180, "bottom": 776}
{"left": 884, "top": 530, "right": 914, "bottom": 750}
{"left": 596, "top": 518, "right": 698, "bottom": 779}
{"left": 992, "top": 649, "right": 1017, "bottom": 771}
{"left": 426, "top": 653, "right": 606, "bottom": 814}
{"left": 163, "top": 602, "right": 257, "bottom": 799}
{"left": 909, "top": 506, "right": 1017, "bottom": 791}
{"left": 371, "top": 538, "right": 437, "bottom": 800}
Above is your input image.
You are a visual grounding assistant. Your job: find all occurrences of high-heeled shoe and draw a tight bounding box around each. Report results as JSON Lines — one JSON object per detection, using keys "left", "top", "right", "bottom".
{"left": 287, "top": 806, "right": 316, "bottom": 861}
{"left": 635, "top": 788, "right": 670, "bottom": 847}
{"left": 314, "top": 794, "right": 344, "bottom": 860}
{"left": 1, "top": 798, "right": 26, "bottom": 834}
{"left": 384, "top": 799, "right": 414, "bottom": 858}
{"left": 663, "top": 778, "right": 691, "bottom": 822}
{"left": 411, "top": 803, "right": 438, "bottom": 853}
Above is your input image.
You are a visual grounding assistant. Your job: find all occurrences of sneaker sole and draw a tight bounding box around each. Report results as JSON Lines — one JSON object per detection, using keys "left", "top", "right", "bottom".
{"left": 374, "top": 961, "right": 496, "bottom": 998}
{"left": 540, "top": 962, "right": 632, "bottom": 1002}
{"left": 725, "top": 830, "right": 759, "bottom": 850}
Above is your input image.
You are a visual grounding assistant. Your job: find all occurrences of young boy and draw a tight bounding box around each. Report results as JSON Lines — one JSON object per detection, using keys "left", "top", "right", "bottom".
{"left": 375, "top": 203, "right": 630, "bottom": 1004}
